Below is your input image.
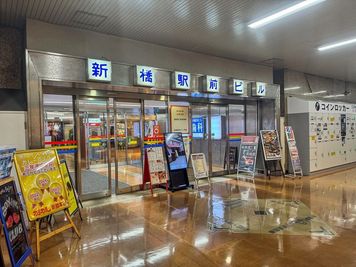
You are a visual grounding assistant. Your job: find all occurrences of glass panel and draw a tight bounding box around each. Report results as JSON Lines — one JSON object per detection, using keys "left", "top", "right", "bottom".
{"left": 191, "top": 105, "right": 209, "bottom": 177}
{"left": 43, "top": 94, "right": 76, "bottom": 185}
{"left": 246, "top": 101, "right": 258, "bottom": 135}
{"left": 144, "top": 100, "right": 168, "bottom": 137}
{"left": 228, "top": 104, "right": 245, "bottom": 172}
{"left": 115, "top": 101, "right": 142, "bottom": 191}
{"left": 210, "top": 105, "right": 228, "bottom": 174}
{"left": 79, "top": 99, "right": 110, "bottom": 195}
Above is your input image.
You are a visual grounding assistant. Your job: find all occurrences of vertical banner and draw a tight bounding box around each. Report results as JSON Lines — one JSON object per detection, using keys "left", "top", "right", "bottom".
{"left": 260, "top": 130, "right": 282, "bottom": 161}
{"left": 146, "top": 147, "right": 167, "bottom": 185}
{"left": 0, "top": 179, "right": 32, "bottom": 267}
{"left": 237, "top": 136, "right": 259, "bottom": 174}
{"left": 59, "top": 161, "right": 79, "bottom": 216}
{"left": 191, "top": 153, "right": 208, "bottom": 179}
{"left": 13, "top": 149, "right": 69, "bottom": 221}
{"left": 285, "top": 126, "right": 303, "bottom": 176}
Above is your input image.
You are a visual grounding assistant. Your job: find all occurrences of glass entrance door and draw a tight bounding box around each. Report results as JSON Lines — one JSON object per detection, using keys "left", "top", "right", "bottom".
{"left": 78, "top": 98, "right": 111, "bottom": 199}
{"left": 114, "top": 101, "right": 143, "bottom": 193}
{"left": 210, "top": 105, "right": 228, "bottom": 175}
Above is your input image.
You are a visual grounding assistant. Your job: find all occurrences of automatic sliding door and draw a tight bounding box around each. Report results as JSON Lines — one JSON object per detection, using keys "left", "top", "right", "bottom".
{"left": 78, "top": 98, "right": 111, "bottom": 199}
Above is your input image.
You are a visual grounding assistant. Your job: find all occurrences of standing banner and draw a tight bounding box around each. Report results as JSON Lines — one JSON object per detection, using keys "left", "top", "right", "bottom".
{"left": 0, "top": 178, "right": 33, "bottom": 267}
{"left": 146, "top": 147, "right": 167, "bottom": 185}
{"left": 260, "top": 130, "right": 282, "bottom": 161}
{"left": 191, "top": 153, "right": 208, "bottom": 179}
{"left": 285, "top": 126, "right": 303, "bottom": 176}
{"left": 237, "top": 136, "right": 259, "bottom": 175}
{"left": 13, "top": 149, "right": 68, "bottom": 221}
{"left": 59, "top": 160, "right": 80, "bottom": 216}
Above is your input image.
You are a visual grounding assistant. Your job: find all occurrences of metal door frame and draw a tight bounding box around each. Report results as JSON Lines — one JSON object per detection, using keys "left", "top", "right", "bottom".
{"left": 75, "top": 96, "right": 112, "bottom": 200}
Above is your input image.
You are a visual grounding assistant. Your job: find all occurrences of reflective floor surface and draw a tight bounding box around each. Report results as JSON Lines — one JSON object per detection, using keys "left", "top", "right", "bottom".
{"left": 7, "top": 167, "right": 356, "bottom": 266}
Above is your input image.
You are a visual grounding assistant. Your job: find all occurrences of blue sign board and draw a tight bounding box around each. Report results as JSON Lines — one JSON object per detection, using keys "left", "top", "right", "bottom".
{"left": 192, "top": 117, "right": 204, "bottom": 138}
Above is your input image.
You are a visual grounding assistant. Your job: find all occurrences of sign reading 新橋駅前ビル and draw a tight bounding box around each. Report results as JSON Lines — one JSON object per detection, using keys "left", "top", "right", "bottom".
{"left": 134, "top": 65, "right": 156, "bottom": 87}
{"left": 204, "top": 75, "right": 220, "bottom": 93}
{"left": 87, "top": 58, "right": 112, "bottom": 82}
{"left": 172, "top": 71, "right": 191, "bottom": 90}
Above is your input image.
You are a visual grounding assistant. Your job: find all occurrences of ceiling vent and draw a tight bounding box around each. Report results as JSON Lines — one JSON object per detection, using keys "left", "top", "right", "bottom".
{"left": 71, "top": 11, "right": 107, "bottom": 27}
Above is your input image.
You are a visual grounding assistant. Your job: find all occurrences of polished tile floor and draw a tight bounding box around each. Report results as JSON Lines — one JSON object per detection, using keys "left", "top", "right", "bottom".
{"left": 9, "top": 167, "right": 356, "bottom": 266}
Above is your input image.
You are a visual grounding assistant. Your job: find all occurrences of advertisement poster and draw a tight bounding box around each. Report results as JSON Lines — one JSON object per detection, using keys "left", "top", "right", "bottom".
{"left": 0, "top": 147, "right": 16, "bottom": 179}
{"left": 171, "top": 106, "right": 189, "bottom": 134}
{"left": 0, "top": 180, "right": 32, "bottom": 266}
{"left": 260, "top": 130, "right": 282, "bottom": 161}
{"left": 164, "top": 133, "right": 188, "bottom": 171}
{"left": 238, "top": 136, "right": 259, "bottom": 173}
{"left": 146, "top": 147, "right": 167, "bottom": 185}
{"left": 13, "top": 149, "right": 68, "bottom": 221}
{"left": 285, "top": 126, "right": 302, "bottom": 174}
{"left": 192, "top": 117, "right": 204, "bottom": 138}
{"left": 191, "top": 153, "right": 208, "bottom": 179}
{"left": 59, "top": 161, "right": 79, "bottom": 216}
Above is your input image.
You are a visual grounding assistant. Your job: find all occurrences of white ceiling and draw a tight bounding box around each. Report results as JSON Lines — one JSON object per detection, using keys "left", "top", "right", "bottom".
{"left": 1, "top": 0, "right": 356, "bottom": 83}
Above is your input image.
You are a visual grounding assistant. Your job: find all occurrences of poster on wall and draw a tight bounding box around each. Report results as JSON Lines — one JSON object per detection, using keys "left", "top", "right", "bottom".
{"left": 191, "top": 153, "right": 208, "bottom": 179}
{"left": 285, "top": 126, "right": 302, "bottom": 175}
{"left": 237, "top": 136, "right": 259, "bottom": 173}
{"left": 164, "top": 132, "right": 188, "bottom": 171}
{"left": 192, "top": 117, "right": 204, "bottom": 138}
{"left": 146, "top": 147, "right": 167, "bottom": 185}
{"left": 0, "top": 147, "right": 16, "bottom": 179}
{"left": 13, "top": 149, "right": 69, "bottom": 221}
{"left": 59, "top": 161, "right": 80, "bottom": 216}
{"left": 171, "top": 106, "right": 189, "bottom": 134}
{"left": 0, "top": 179, "right": 32, "bottom": 267}
{"left": 260, "top": 130, "right": 282, "bottom": 161}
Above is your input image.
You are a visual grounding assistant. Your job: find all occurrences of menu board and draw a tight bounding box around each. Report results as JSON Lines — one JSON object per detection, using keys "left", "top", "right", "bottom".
{"left": 191, "top": 153, "right": 208, "bottom": 179}
{"left": 285, "top": 126, "right": 302, "bottom": 175}
{"left": 146, "top": 147, "right": 167, "bottom": 185}
{"left": 13, "top": 149, "right": 69, "bottom": 221}
{"left": 60, "top": 161, "right": 79, "bottom": 216}
{"left": 260, "top": 130, "right": 282, "bottom": 161}
{"left": 0, "top": 147, "right": 16, "bottom": 179}
{"left": 0, "top": 179, "right": 32, "bottom": 267}
{"left": 164, "top": 132, "right": 188, "bottom": 171}
{"left": 171, "top": 106, "right": 189, "bottom": 134}
{"left": 238, "top": 136, "right": 259, "bottom": 173}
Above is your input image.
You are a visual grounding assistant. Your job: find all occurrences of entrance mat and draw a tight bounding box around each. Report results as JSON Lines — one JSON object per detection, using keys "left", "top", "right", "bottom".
{"left": 208, "top": 199, "right": 336, "bottom": 237}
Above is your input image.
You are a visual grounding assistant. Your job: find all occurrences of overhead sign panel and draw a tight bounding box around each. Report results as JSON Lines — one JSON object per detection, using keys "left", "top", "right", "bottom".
{"left": 87, "top": 58, "right": 112, "bottom": 82}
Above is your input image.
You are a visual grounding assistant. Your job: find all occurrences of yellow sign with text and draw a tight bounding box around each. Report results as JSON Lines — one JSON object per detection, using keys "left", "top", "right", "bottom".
{"left": 60, "top": 161, "right": 79, "bottom": 216}
{"left": 13, "top": 149, "right": 69, "bottom": 221}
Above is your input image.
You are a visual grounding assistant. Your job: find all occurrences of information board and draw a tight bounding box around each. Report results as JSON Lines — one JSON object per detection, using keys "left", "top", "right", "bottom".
{"left": 260, "top": 130, "right": 282, "bottom": 161}
{"left": 59, "top": 161, "right": 79, "bottom": 216}
{"left": 0, "top": 147, "right": 16, "bottom": 179}
{"left": 237, "top": 136, "right": 259, "bottom": 174}
{"left": 170, "top": 106, "right": 189, "bottom": 134}
{"left": 0, "top": 179, "right": 32, "bottom": 267}
{"left": 13, "top": 149, "right": 69, "bottom": 221}
{"left": 146, "top": 147, "right": 167, "bottom": 185}
{"left": 191, "top": 153, "right": 208, "bottom": 179}
{"left": 285, "top": 126, "right": 303, "bottom": 175}
{"left": 164, "top": 132, "right": 188, "bottom": 171}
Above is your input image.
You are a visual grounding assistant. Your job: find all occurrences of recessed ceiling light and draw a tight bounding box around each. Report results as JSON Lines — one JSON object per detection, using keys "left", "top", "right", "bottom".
{"left": 248, "top": 0, "right": 326, "bottom": 29}
{"left": 302, "top": 90, "right": 327, "bottom": 95}
{"left": 318, "top": 38, "right": 356, "bottom": 51}
{"left": 285, "top": 86, "right": 301, "bottom": 91}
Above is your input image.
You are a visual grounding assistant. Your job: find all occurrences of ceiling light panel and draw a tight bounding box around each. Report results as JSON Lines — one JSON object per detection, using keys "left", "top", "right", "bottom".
{"left": 318, "top": 38, "right": 356, "bottom": 51}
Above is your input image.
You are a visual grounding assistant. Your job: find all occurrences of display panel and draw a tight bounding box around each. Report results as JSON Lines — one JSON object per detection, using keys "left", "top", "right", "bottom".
{"left": 164, "top": 132, "right": 188, "bottom": 171}
{"left": 211, "top": 115, "right": 222, "bottom": 140}
{"left": 238, "top": 136, "right": 259, "bottom": 173}
{"left": 192, "top": 117, "right": 205, "bottom": 138}
{"left": 260, "top": 130, "right": 282, "bottom": 161}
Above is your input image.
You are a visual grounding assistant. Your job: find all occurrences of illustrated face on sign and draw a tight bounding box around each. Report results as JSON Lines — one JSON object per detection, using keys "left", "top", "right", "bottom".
{"left": 49, "top": 183, "right": 63, "bottom": 198}
{"left": 36, "top": 173, "right": 51, "bottom": 190}
{"left": 28, "top": 188, "right": 43, "bottom": 204}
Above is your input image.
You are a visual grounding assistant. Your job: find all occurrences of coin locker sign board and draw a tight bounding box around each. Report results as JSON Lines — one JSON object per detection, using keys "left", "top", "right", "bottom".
{"left": 13, "top": 149, "right": 69, "bottom": 221}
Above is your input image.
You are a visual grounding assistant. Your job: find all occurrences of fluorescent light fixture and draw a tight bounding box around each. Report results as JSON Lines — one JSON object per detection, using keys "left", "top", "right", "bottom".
{"left": 318, "top": 38, "right": 356, "bottom": 51}
{"left": 248, "top": 0, "right": 326, "bottom": 29}
{"left": 285, "top": 86, "right": 301, "bottom": 91}
{"left": 302, "top": 90, "right": 327, "bottom": 95}
{"left": 323, "top": 94, "right": 345, "bottom": 98}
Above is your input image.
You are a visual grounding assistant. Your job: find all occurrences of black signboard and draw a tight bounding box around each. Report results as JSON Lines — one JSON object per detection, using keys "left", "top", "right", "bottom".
{"left": 238, "top": 144, "right": 258, "bottom": 173}
{"left": 0, "top": 179, "right": 32, "bottom": 267}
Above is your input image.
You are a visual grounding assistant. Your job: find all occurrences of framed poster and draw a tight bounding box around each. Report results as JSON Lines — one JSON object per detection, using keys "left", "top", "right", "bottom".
{"left": 13, "top": 149, "right": 69, "bottom": 221}
{"left": 146, "top": 147, "right": 167, "bottom": 185}
{"left": 260, "top": 130, "right": 282, "bottom": 161}
{"left": 285, "top": 126, "right": 303, "bottom": 175}
{"left": 170, "top": 106, "right": 189, "bottom": 134}
{"left": 59, "top": 160, "right": 79, "bottom": 216}
{"left": 237, "top": 136, "right": 259, "bottom": 173}
{"left": 0, "top": 179, "right": 32, "bottom": 267}
{"left": 191, "top": 153, "right": 208, "bottom": 179}
{"left": 164, "top": 132, "right": 188, "bottom": 171}
{"left": 0, "top": 147, "right": 16, "bottom": 179}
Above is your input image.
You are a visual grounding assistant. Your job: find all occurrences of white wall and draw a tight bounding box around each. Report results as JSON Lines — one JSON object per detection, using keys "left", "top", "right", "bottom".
{"left": 26, "top": 19, "right": 272, "bottom": 83}
{"left": 0, "top": 111, "right": 27, "bottom": 150}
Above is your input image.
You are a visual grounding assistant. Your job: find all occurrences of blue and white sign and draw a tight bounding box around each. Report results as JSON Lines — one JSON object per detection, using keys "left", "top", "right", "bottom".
{"left": 135, "top": 65, "right": 155, "bottom": 87}
{"left": 229, "top": 79, "right": 245, "bottom": 95}
{"left": 205, "top": 75, "right": 220, "bottom": 93}
{"left": 192, "top": 117, "right": 204, "bottom": 138}
{"left": 256, "top": 82, "right": 266, "bottom": 96}
{"left": 87, "top": 59, "right": 112, "bottom": 82}
{"left": 173, "top": 71, "right": 190, "bottom": 90}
